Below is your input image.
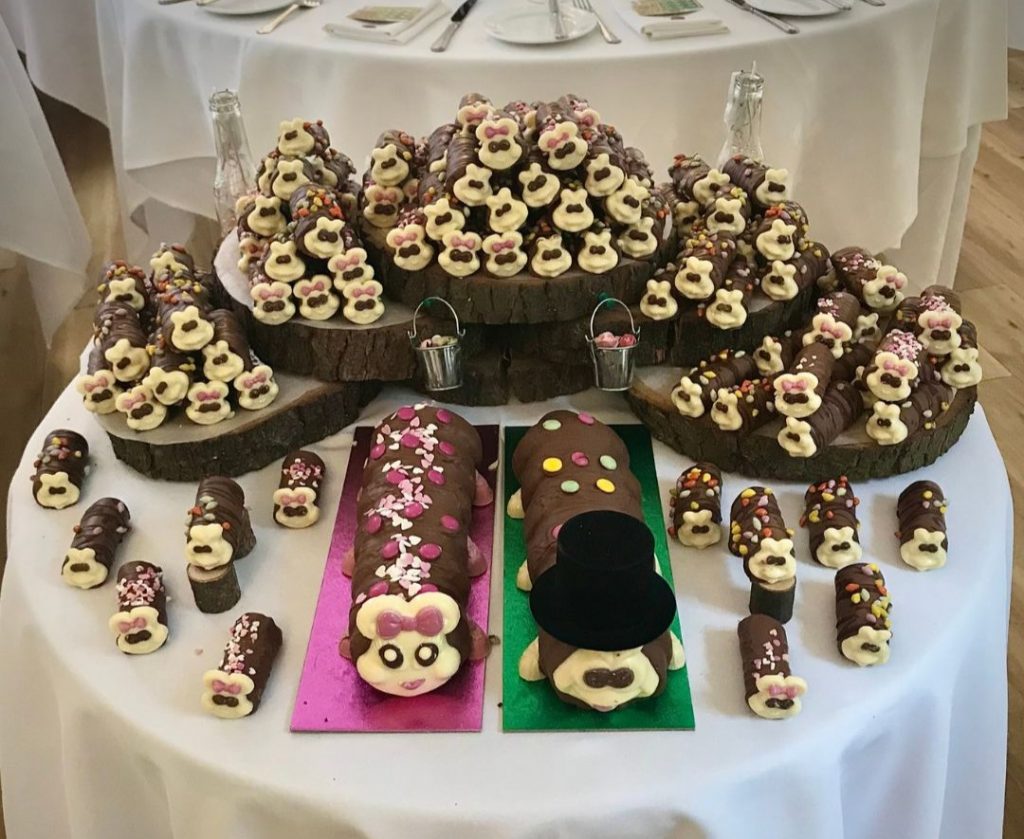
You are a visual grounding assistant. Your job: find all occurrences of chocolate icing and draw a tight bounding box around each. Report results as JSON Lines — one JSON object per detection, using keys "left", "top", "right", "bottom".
{"left": 674, "top": 230, "right": 738, "bottom": 301}
{"left": 61, "top": 497, "right": 130, "bottom": 588}
{"left": 711, "top": 376, "right": 777, "bottom": 432}
{"left": 835, "top": 563, "right": 892, "bottom": 665}
{"left": 897, "top": 480, "right": 947, "bottom": 558}
{"left": 31, "top": 429, "right": 88, "bottom": 509}
{"left": 774, "top": 343, "right": 835, "bottom": 417}
{"left": 671, "top": 350, "right": 759, "bottom": 417}
{"left": 112, "top": 561, "right": 167, "bottom": 652}
{"left": 188, "top": 476, "right": 257, "bottom": 563}
{"left": 761, "top": 242, "right": 830, "bottom": 302}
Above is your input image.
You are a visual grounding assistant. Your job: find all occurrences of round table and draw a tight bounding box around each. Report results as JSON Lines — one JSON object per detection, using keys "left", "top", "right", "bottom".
{"left": 0, "top": 377, "right": 1011, "bottom": 839}
{"left": 0, "top": 0, "right": 1007, "bottom": 286}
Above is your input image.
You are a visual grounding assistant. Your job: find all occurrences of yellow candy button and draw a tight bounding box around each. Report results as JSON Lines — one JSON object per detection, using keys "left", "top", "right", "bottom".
{"left": 596, "top": 478, "right": 615, "bottom": 493}
{"left": 542, "top": 457, "right": 563, "bottom": 474}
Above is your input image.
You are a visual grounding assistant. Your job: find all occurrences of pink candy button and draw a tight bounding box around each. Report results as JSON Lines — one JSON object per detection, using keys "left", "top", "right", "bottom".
{"left": 381, "top": 541, "right": 400, "bottom": 559}
{"left": 441, "top": 515, "right": 460, "bottom": 532}
{"left": 420, "top": 543, "right": 442, "bottom": 560}
{"left": 385, "top": 469, "right": 407, "bottom": 485}
{"left": 365, "top": 514, "right": 382, "bottom": 534}
{"left": 396, "top": 406, "right": 416, "bottom": 421}
{"left": 400, "top": 432, "right": 420, "bottom": 448}
{"left": 571, "top": 451, "right": 589, "bottom": 467}
{"left": 578, "top": 412, "right": 594, "bottom": 425}
{"left": 439, "top": 441, "right": 455, "bottom": 456}
{"left": 436, "top": 408, "right": 451, "bottom": 424}
{"left": 405, "top": 502, "right": 424, "bottom": 519}
{"left": 368, "top": 581, "right": 389, "bottom": 598}
{"left": 419, "top": 583, "right": 438, "bottom": 593}
{"left": 370, "top": 444, "right": 386, "bottom": 460}
{"left": 427, "top": 469, "right": 446, "bottom": 485}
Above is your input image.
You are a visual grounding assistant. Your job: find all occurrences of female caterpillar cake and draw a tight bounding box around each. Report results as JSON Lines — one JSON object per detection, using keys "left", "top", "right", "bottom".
{"left": 339, "top": 404, "right": 493, "bottom": 697}
{"left": 508, "top": 410, "right": 684, "bottom": 712}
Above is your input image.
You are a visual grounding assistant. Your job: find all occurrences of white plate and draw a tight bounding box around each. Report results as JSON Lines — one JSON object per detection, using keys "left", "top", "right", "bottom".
{"left": 202, "top": 0, "right": 296, "bottom": 17}
{"left": 484, "top": 7, "right": 597, "bottom": 45}
{"left": 746, "top": 0, "right": 842, "bottom": 16}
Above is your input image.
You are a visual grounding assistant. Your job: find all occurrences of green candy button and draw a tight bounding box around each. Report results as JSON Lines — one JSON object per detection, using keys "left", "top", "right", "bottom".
{"left": 542, "top": 419, "right": 562, "bottom": 431}
{"left": 560, "top": 480, "right": 580, "bottom": 494}
{"left": 599, "top": 455, "right": 617, "bottom": 470}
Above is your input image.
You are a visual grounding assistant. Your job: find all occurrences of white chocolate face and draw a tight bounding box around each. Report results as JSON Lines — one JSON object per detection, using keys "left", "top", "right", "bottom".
{"left": 237, "top": 234, "right": 264, "bottom": 273}
{"left": 456, "top": 100, "right": 493, "bottom": 130}
{"left": 778, "top": 417, "right": 817, "bottom": 458}
{"left": 273, "top": 487, "right": 319, "bottom": 528}
{"left": 452, "top": 163, "right": 493, "bottom": 207}
{"left": 756, "top": 219, "right": 797, "bottom": 262}
{"left": 530, "top": 234, "right": 571, "bottom": 278}
{"left": 167, "top": 305, "right": 215, "bottom": 352}
{"left": 271, "top": 158, "right": 310, "bottom": 201}
{"left": 202, "top": 669, "right": 255, "bottom": 719}
{"left": 671, "top": 376, "right": 704, "bottom": 418}
{"left": 256, "top": 156, "right": 277, "bottom": 194}
{"left": 186, "top": 522, "right": 233, "bottom": 569}
{"left": 674, "top": 200, "right": 700, "bottom": 235}
{"left": 774, "top": 372, "right": 822, "bottom": 418}
{"left": 423, "top": 198, "right": 465, "bottom": 241}
{"left": 247, "top": 196, "right": 286, "bottom": 238}
{"left": 518, "top": 163, "right": 559, "bottom": 208}
{"left": 234, "top": 364, "right": 279, "bottom": 410}
{"left": 841, "top": 625, "right": 891, "bottom": 667}
{"left": 577, "top": 230, "right": 618, "bottom": 274}
{"left": 640, "top": 279, "right": 677, "bottom": 321}
{"left": 362, "top": 184, "right": 402, "bottom": 229}
{"left": 328, "top": 247, "right": 374, "bottom": 286}
{"left": 251, "top": 281, "right": 295, "bottom": 325}
{"left": 865, "top": 351, "right": 917, "bottom": 401}
{"left": 482, "top": 232, "right": 526, "bottom": 277}
{"left": 748, "top": 673, "right": 806, "bottom": 719}
{"left": 62, "top": 547, "right": 108, "bottom": 589}
{"left": 370, "top": 144, "right": 410, "bottom": 187}
{"left": 855, "top": 312, "right": 881, "bottom": 344}
{"left": 605, "top": 178, "right": 648, "bottom": 225}
{"left": 918, "top": 309, "right": 963, "bottom": 356}
{"left": 185, "top": 381, "right": 234, "bottom": 425}
{"left": 150, "top": 249, "right": 189, "bottom": 276}
{"left": 202, "top": 340, "right": 245, "bottom": 383}
{"left": 354, "top": 593, "right": 463, "bottom": 697}
{"left": 942, "top": 346, "right": 982, "bottom": 388}
{"left": 804, "top": 314, "right": 853, "bottom": 359}
{"left": 476, "top": 117, "right": 522, "bottom": 170}
{"left": 706, "top": 196, "right": 747, "bottom": 235}
{"left": 705, "top": 288, "right": 747, "bottom": 330}
{"left": 539, "top": 121, "right": 587, "bottom": 170}
{"left": 675, "top": 256, "right": 715, "bottom": 300}
{"left": 115, "top": 385, "right": 167, "bottom": 431}
{"left": 35, "top": 472, "right": 79, "bottom": 509}
{"left": 692, "top": 169, "right": 731, "bottom": 206}
{"left": 676, "top": 509, "right": 721, "bottom": 549}
{"left": 104, "top": 338, "right": 151, "bottom": 383}
{"left": 293, "top": 276, "right": 340, "bottom": 320}
{"left": 386, "top": 225, "right": 434, "bottom": 271}
{"left": 815, "top": 526, "right": 862, "bottom": 568}
{"left": 311, "top": 155, "right": 337, "bottom": 187}
{"left": 302, "top": 216, "right": 346, "bottom": 259}
{"left": 552, "top": 646, "right": 662, "bottom": 712}
{"left": 747, "top": 538, "right": 797, "bottom": 583}
{"left": 439, "top": 231, "right": 481, "bottom": 278}
{"left": 341, "top": 280, "right": 385, "bottom": 325}
{"left": 585, "top": 152, "right": 625, "bottom": 198}
{"left": 755, "top": 168, "right": 790, "bottom": 205}
{"left": 109, "top": 605, "right": 167, "bottom": 655}
{"left": 263, "top": 240, "right": 306, "bottom": 283}
{"left": 485, "top": 187, "right": 528, "bottom": 233}
{"left": 711, "top": 391, "right": 743, "bottom": 431}
{"left": 755, "top": 337, "right": 787, "bottom": 376}
{"left": 900, "top": 527, "right": 947, "bottom": 570}
{"left": 865, "top": 401, "right": 908, "bottom": 445}
{"left": 862, "top": 265, "right": 906, "bottom": 310}
{"left": 105, "top": 277, "right": 145, "bottom": 311}
{"left": 76, "top": 370, "right": 120, "bottom": 414}
{"left": 619, "top": 217, "right": 658, "bottom": 258}
{"left": 762, "top": 260, "right": 798, "bottom": 301}
{"left": 142, "top": 366, "right": 190, "bottom": 406}
{"left": 277, "top": 118, "right": 315, "bottom": 156}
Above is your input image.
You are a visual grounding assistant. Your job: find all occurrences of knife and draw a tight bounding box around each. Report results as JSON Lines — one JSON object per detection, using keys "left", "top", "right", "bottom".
{"left": 549, "top": 0, "right": 568, "bottom": 40}
{"left": 431, "top": 0, "right": 479, "bottom": 52}
{"left": 724, "top": 0, "right": 799, "bottom": 34}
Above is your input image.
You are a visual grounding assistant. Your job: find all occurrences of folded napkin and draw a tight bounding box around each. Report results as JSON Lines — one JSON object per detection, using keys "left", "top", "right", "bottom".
{"left": 324, "top": 3, "right": 447, "bottom": 45}
{"left": 613, "top": 3, "right": 729, "bottom": 40}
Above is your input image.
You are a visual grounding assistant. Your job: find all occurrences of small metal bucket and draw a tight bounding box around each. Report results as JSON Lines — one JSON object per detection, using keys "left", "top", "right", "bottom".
{"left": 409, "top": 297, "right": 465, "bottom": 391}
{"left": 587, "top": 298, "right": 640, "bottom": 392}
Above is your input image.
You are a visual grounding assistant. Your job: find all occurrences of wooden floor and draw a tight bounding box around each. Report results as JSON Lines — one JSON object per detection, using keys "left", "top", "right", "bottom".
{"left": 0, "top": 51, "right": 1021, "bottom": 837}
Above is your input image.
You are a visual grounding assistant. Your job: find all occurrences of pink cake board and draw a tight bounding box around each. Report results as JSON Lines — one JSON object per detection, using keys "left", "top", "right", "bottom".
{"left": 291, "top": 424, "right": 499, "bottom": 733}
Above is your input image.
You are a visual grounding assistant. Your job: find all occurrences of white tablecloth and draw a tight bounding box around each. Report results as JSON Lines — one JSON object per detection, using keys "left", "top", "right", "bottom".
{"left": 0, "top": 0, "right": 1008, "bottom": 286}
{"left": 1, "top": 377, "right": 1012, "bottom": 839}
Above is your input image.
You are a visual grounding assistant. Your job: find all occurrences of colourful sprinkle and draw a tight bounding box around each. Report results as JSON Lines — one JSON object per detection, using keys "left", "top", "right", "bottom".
{"left": 427, "top": 469, "right": 446, "bottom": 486}
{"left": 436, "top": 408, "right": 451, "bottom": 424}
{"left": 366, "top": 515, "right": 382, "bottom": 534}
{"left": 439, "top": 441, "right": 455, "bottom": 456}
{"left": 405, "top": 502, "right": 423, "bottom": 519}
{"left": 561, "top": 480, "right": 580, "bottom": 494}
{"left": 543, "top": 457, "right": 563, "bottom": 474}
{"left": 599, "top": 455, "right": 617, "bottom": 470}
{"left": 420, "top": 543, "right": 442, "bottom": 560}
{"left": 577, "top": 412, "right": 595, "bottom": 425}
{"left": 381, "top": 541, "right": 399, "bottom": 559}
{"left": 542, "top": 419, "right": 562, "bottom": 431}
{"left": 370, "top": 444, "right": 385, "bottom": 460}
{"left": 440, "top": 515, "right": 460, "bottom": 532}
{"left": 596, "top": 478, "right": 615, "bottom": 493}
{"left": 571, "top": 451, "right": 589, "bottom": 467}
{"left": 396, "top": 406, "right": 416, "bottom": 421}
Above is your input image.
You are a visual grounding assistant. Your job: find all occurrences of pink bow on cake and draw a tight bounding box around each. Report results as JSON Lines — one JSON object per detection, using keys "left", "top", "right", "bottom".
{"left": 276, "top": 492, "right": 306, "bottom": 506}
{"left": 544, "top": 131, "right": 570, "bottom": 150}
{"left": 331, "top": 253, "right": 363, "bottom": 271}
{"left": 376, "top": 606, "right": 444, "bottom": 639}
{"left": 780, "top": 379, "right": 809, "bottom": 393}
{"left": 348, "top": 286, "right": 377, "bottom": 299}
{"left": 82, "top": 377, "right": 109, "bottom": 393}
{"left": 881, "top": 359, "right": 911, "bottom": 377}
{"left": 819, "top": 323, "right": 846, "bottom": 341}
{"left": 239, "top": 372, "right": 267, "bottom": 389}
{"left": 391, "top": 230, "right": 419, "bottom": 246}
{"left": 121, "top": 392, "right": 147, "bottom": 409}
{"left": 491, "top": 240, "right": 515, "bottom": 253}
{"left": 483, "top": 124, "right": 510, "bottom": 139}
{"left": 924, "top": 314, "right": 954, "bottom": 330}
{"left": 211, "top": 679, "right": 242, "bottom": 695}
{"left": 768, "top": 684, "right": 801, "bottom": 700}
{"left": 449, "top": 235, "right": 477, "bottom": 250}
{"left": 117, "top": 616, "right": 148, "bottom": 634}
{"left": 195, "top": 389, "right": 221, "bottom": 402}
{"left": 257, "top": 286, "right": 286, "bottom": 301}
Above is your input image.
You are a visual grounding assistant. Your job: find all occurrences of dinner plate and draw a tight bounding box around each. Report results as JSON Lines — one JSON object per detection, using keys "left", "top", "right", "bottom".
{"left": 484, "top": 7, "right": 597, "bottom": 45}
{"left": 746, "top": 0, "right": 842, "bottom": 16}
{"left": 202, "top": 0, "right": 296, "bottom": 16}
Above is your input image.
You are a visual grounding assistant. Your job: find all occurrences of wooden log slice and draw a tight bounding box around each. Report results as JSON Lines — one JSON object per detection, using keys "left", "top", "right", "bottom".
{"left": 99, "top": 372, "right": 379, "bottom": 481}
{"left": 626, "top": 366, "right": 977, "bottom": 482}
{"left": 188, "top": 563, "right": 242, "bottom": 614}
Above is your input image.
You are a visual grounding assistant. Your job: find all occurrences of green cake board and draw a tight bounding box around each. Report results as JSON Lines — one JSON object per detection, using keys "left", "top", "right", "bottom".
{"left": 501, "top": 424, "right": 696, "bottom": 732}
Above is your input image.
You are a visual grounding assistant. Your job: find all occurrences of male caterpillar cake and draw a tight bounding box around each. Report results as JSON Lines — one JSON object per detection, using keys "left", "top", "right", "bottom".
{"left": 31, "top": 429, "right": 88, "bottom": 509}
{"left": 729, "top": 487, "right": 797, "bottom": 624}
{"left": 508, "top": 410, "right": 684, "bottom": 712}
{"left": 109, "top": 561, "right": 168, "bottom": 655}
{"left": 202, "top": 612, "right": 283, "bottom": 719}
{"left": 185, "top": 477, "right": 256, "bottom": 613}
{"left": 669, "top": 462, "right": 722, "bottom": 549}
{"left": 800, "top": 477, "right": 861, "bottom": 568}
{"left": 835, "top": 563, "right": 892, "bottom": 666}
{"left": 896, "top": 480, "right": 948, "bottom": 571}
{"left": 339, "top": 405, "right": 494, "bottom": 697}
{"left": 61, "top": 497, "right": 130, "bottom": 589}
{"left": 737, "top": 614, "right": 806, "bottom": 720}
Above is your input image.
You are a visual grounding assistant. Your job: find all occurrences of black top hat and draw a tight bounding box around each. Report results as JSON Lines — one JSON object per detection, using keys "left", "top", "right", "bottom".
{"left": 529, "top": 510, "right": 678, "bottom": 652}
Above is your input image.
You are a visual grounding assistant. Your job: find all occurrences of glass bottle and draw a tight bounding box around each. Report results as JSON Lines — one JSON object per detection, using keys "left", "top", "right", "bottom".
{"left": 209, "top": 89, "right": 256, "bottom": 235}
{"left": 716, "top": 66, "right": 766, "bottom": 167}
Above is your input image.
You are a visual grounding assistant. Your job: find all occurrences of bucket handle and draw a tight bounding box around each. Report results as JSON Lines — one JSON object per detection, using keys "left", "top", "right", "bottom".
{"left": 410, "top": 296, "right": 464, "bottom": 343}
{"left": 588, "top": 297, "right": 638, "bottom": 343}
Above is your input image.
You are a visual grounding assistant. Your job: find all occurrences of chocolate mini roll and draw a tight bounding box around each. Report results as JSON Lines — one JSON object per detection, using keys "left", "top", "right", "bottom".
{"left": 75, "top": 344, "right": 121, "bottom": 415}
{"left": 703, "top": 187, "right": 751, "bottom": 237}
{"left": 583, "top": 132, "right": 626, "bottom": 197}
{"left": 93, "top": 301, "right": 151, "bottom": 383}
{"left": 424, "top": 122, "right": 457, "bottom": 173}
{"left": 778, "top": 380, "right": 862, "bottom": 458}
{"left": 61, "top": 497, "right": 131, "bottom": 589}
{"left": 534, "top": 102, "right": 588, "bottom": 171}
{"left": 737, "top": 615, "right": 806, "bottom": 719}
{"left": 237, "top": 194, "right": 287, "bottom": 240}
{"left": 670, "top": 462, "right": 722, "bottom": 549}
{"left": 862, "top": 330, "right": 927, "bottom": 402}
{"left": 831, "top": 246, "right": 907, "bottom": 311}
{"left": 456, "top": 92, "right": 493, "bottom": 130}
{"left": 705, "top": 257, "right": 755, "bottom": 330}
{"left": 670, "top": 350, "right": 759, "bottom": 418}
{"left": 274, "top": 450, "right": 326, "bottom": 529}
{"left": 370, "top": 129, "right": 416, "bottom": 187}
{"left": 896, "top": 290, "right": 964, "bottom": 357}
{"left": 774, "top": 343, "right": 835, "bottom": 418}
{"left": 475, "top": 113, "right": 524, "bottom": 171}
{"left": 290, "top": 187, "right": 347, "bottom": 261}
{"left": 315, "top": 147, "right": 356, "bottom": 190}
{"left": 98, "top": 260, "right": 149, "bottom": 313}
{"left": 673, "top": 231, "right": 738, "bottom": 301}
{"left": 835, "top": 563, "right": 892, "bottom": 666}
{"left": 753, "top": 203, "right": 807, "bottom": 263}
{"left": 754, "top": 331, "right": 800, "bottom": 377}
{"left": 622, "top": 146, "right": 654, "bottom": 187}
{"left": 201, "top": 309, "right": 253, "bottom": 383}
{"left": 833, "top": 341, "right": 876, "bottom": 383}
{"left": 801, "top": 477, "right": 862, "bottom": 568}
{"left": 941, "top": 320, "right": 983, "bottom": 389}
{"left": 729, "top": 486, "right": 797, "bottom": 588}
{"left": 668, "top": 153, "right": 732, "bottom": 206}
{"left": 188, "top": 563, "right": 241, "bottom": 615}
{"left": 710, "top": 377, "right": 777, "bottom": 433}
{"left": 275, "top": 118, "right": 330, "bottom": 157}
{"left": 202, "top": 612, "right": 283, "bottom": 719}
{"left": 897, "top": 480, "right": 948, "bottom": 571}
{"left": 267, "top": 156, "right": 317, "bottom": 202}
{"left": 149, "top": 242, "right": 195, "bottom": 282}
{"left": 803, "top": 291, "right": 862, "bottom": 359}
{"left": 142, "top": 338, "right": 195, "bottom": 406}
{"left": 722, "top": 155, "right": 791, "bottom": 208}
{"left": 109, "top": 561, "right": 168, "bottom": 655}
{"left": 31, "top": 429, "right": 88, "bottom": 510}
{"left": 760, "top": 242, "right": 830, "bottom": 302}
{"left": 866, "top": 381, "right": 953, "bottom": 446}
{"left": 156, "top": 284, "right": 215, "bottom": 353}
{"left": 185, "top": 477, "right": 256, "bottom": 571}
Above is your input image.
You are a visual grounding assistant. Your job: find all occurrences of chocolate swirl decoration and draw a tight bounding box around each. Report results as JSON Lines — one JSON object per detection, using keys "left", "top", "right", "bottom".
{"left": 673, "top": 230, "right": 738, "bottom": 302}
{"left": 202, "top": 612, "right": 283, "bottom": 719}
{"left": 142, "top": 336, "right": 195, "bottom": 406}
{"left": 61, "top": 497, "right": 131, "bottom": 589}
{"left": 669, "top": 462, "right": 723, "bottom": 549}
{"left": 185, "top": 477, "right": 257, "bottom": 571}
{"left": 273, "top": 450, "right": 325, "bottom": 529}
{"left": 893, "top": 285, "right": 964, "bottom": 357}
{"left": 800, "top": 477, "right": 862, "bottom": 568}
{"left": 201, "top": 309, "right": 254, "bottom": 383}
{"left": 344, "top": 405, "right": 488, "bottom": 698}
{"left": 778, "top": 380, "right": 862, "bottom": 458}
{"left": 861, "top": 328, "right": 928, "bottom": 402}
{"left": 865, "top": 380, "right": 953, "bottom": 447}
{"left": 109, "top": 561, "right": 168, "bottom": 655}
{"left": 835, "top": 563, "right": 891, "bottom": 666}
{"left": 76, "top": 343, "right": 121, "bottom": 415}
{"left": 753, "top": 202, "right": 808, "bottom": 263}
{"left": 896, "top": 480, "right": 948, "bottom": 571}
{"left": 97, "top": 260, "right": 149, "bottom": 314}
{"left": 31, "top": 429, "right": 88, "bottom": 510}
{"left": 760, "top": 241, "right": 830, "bottom": 302}
{"left": 710, "top": 377, "right": 777, "bottom": 433}
{"left": 941, "top": 320, "right": 983, "bottom": 389}
{"left": 722, "top": 154, "right": 791, "bottom": 209}
{"left": 704, "top": 256, "right": 755, "bottom": 330}
{"left": 93, "top": 300, "right": 151, "bottom": 383}
{"left": 803, "top": 291, "right": 862, "bottom": 359}
{"left": 671, "top": 350, "right": 759, "bottom": 418}
{"left": 773, "top": 343, "right": 835, "bottom": 419}
{"left": 737, "top": 614, "right": 806, "bottom": 719}
{"left": 830, "top": 246, "right": 907, "bottom": 312}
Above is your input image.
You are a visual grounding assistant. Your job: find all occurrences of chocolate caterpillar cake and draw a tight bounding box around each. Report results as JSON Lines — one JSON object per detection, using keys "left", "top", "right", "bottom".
{"left": 801, "top": 476, "right": 861, "bottom": 568}
{"left": 897, "top": 480, "right": 948, "bottom": 571}
{"left": 831, "top": 246, "right": 907, "bottom": 312}
{"left": 339, "top": 405, "right": 493, "bottom": 697}
{"left": 737, "top": 614, "right": 806, "bottom": 720}
{"left": 509, "top": 411, "right": 684, "bottom": 712}
{"left": 202, "top": 612, "right": 283, "bottom": 719}
{"left": 273, "top": 450, "right": 325, "bottom": 529}
{"left": 108, "top": 561, "right": 168, "bottom": 655}
{"left": 835, "top": 563, "right": 892, "bottom": 666}
{"left": 31, "top": 429, "right": 88, "bottom": 510}
{"left": 670, "top": 349, "right": 758, "bottom": 419}
{"left": 669, "top": 462, "right": 722, "bottom": 549}
{"left": 729, "top": 487, "right": 797, "bottom": 624}
{"left": 61, "top": 497, "right": 130, "bottom": 589}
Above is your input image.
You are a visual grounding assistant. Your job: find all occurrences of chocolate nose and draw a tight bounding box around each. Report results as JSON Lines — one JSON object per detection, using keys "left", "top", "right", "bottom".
{"left": 861, "top": 642, "right": 881, "bottom": 653}
{"left": 879, "top": 285, "right": 896, "bottom": 299}
{"left": 930, "top": 328, "right": 951, "bottom": 341}
{"left": 880, "top": 372, "right": 903, "bottom": 388}
{"left": 833, "top": 542, "right": 851, "bottom": 551}
{"left": 381, "top": 158, "right": 396, "bottom": 169}
{"left": 69, "top": 562, "right": 91, "bottom": 573}
{"left": 766, "top": 555, "right": 787, "bottom": 566}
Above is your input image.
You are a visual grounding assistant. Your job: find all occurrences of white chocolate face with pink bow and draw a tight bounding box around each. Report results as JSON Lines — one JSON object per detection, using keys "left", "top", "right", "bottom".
{"left": 108, "top": 606, "right": 167, "bottom": 656}
{"left": 341, "top": 281, "right": 385, "bottom": 325}
{"left": 76, "top": 369, "right": 120, "bottom": 415}
{"left": 329, "top": 247, "right": 375, "bottom": 286}
{"left": 273, "top": 486, "right": 319, "bottom": 529}
{"left": 862, "top": 264, "right": 906, "bottom": 310}
{"left": 354, "top": 592, "right": 463, "bottom": 697}
{"left": 748, "top": 673, "right": 806, "bottom": 719}
{"left": 803, "top": 313, "right": 853, "bottom": 359}
{"left": 439, "top": 231, "right": 481, "bottom": 278}
{"left": 362, "top": 184, "right": 403, "bottom": 229}
{"left": 250, "top": 281, "right": 295, "bottom": 325}
{"left": 294, "top": 275, "right": 340, "bottom": 321}
{"left": 185, "top": 380, "right": 234, "bottom": 426}
{"left": 482, "top": 232, "right": 526, "bottom": 277}
{"left": 539, "top": 121, "right": 587, "bottom": 171}
{"left": 386, "top": 224, "right": 434, "bottom": 272}
{"left": 234, "top": 364, "right": 279, "bottom": 411}
{"left": 476, "top": 117, "right": 522, "bottom": 171}
{"left": 115, "top": 385, "right": 167, "bottom": 432}
{"left": 202, "top": 669, "right": 255, "bottom": 719}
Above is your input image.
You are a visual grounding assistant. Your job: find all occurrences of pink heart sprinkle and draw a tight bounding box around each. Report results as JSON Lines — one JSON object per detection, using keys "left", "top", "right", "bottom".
{"left": 427, "top": 469, "right": 446, "bottom": 485}
{"left": 400, "top": 432, "right": 420, "bottom": 448}
{"left": 405, "top": 502, "right": 424, "bottom": 519}
{"left": 420, "top": 543, "right": 442, "bottom": 560}
{"left": 578, "top": 412, "right": 594, "bottom": 425}
{"left": 436, "top": 409, "right": 451, "bottom": 424}
{"left": 396, "top": 406, "right": 416, "bottom": 421}
{"left": 366, "top": 515, "right": 382, "bottom": 534}
{"left": 439, "top": 441, "right": 455, "bottom": 456}
{"left": 370, "top": 444, "right": 386, "bottom": 460}
{"left": 386, "top": 469, "right": 407, "bottom": 485}
{"left": 571, "top": 451, "right": 589, "bottom": 467}
{"left": 441, "top": 515, "right": 459, "bottom": 532}
{"left": 381, "top": 541, "right": 399, "bottom": 559}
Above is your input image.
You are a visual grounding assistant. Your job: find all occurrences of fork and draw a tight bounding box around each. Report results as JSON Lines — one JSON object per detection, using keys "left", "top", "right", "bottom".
{"left": 572, "top": 0, "right": 621, "bottom": 43}
{"left": 257, "top": 0, "right": 320, "bottom": 34}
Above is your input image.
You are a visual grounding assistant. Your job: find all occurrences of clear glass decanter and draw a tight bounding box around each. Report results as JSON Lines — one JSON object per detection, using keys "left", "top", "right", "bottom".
{"left": 210, "top": 89, "right": 256, "bottom": 235}
{"left": 716, "top": 66, "right": 766, "bottom": 167}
